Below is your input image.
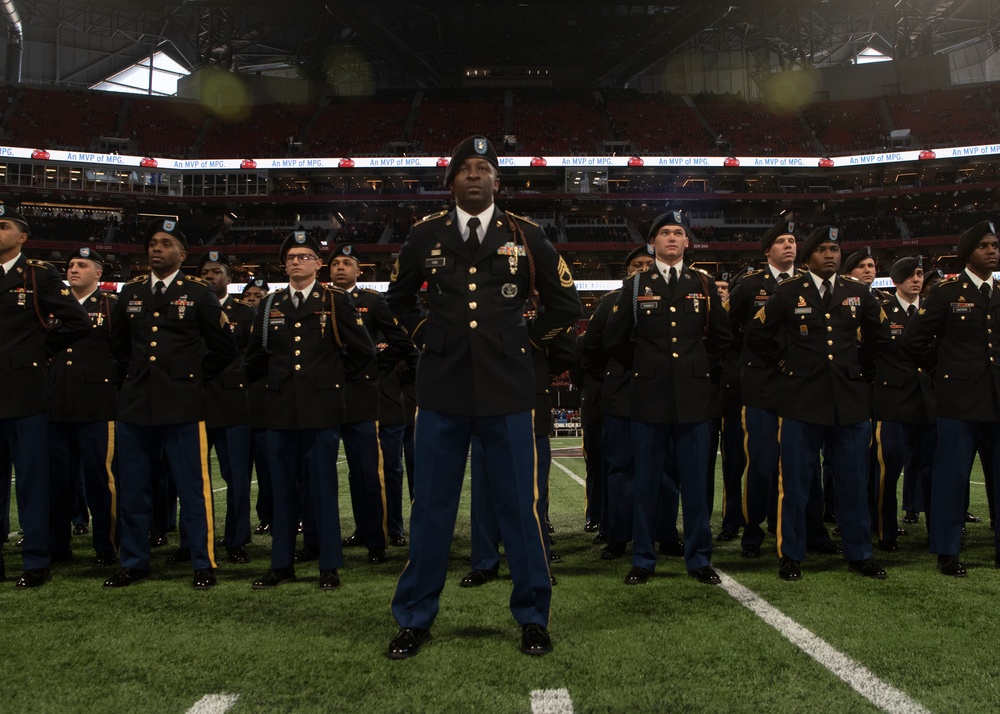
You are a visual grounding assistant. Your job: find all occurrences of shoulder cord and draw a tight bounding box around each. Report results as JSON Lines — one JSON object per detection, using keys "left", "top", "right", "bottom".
{"left": 507, "top": 215, "right": 538, "bottom": 311}
{"left": 28, "top": 266, "right": 48, "bottom": 329}
{"left": 261, "top": 292, "right": 277, "bottom": 353}
{"left": 631, "top": 273, "right": 640, "bottom": 330}
{"left": 695, "top": 271, "right": 711, "bottom": 337}
{"left": 101, "top": 292, "right": 113, "bottom": 332}
{"left": 328, "top": 289, "right": 344, "bottom": 349}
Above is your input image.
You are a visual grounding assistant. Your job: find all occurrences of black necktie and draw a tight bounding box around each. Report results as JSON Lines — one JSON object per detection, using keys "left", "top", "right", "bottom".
{"left": 777, "top": 272, "right": 790, "bottom": 283}
{"left": 907, "top": 304, "right": 916, "bottom": 318}
{"left": 294, "top": 291, "right": 305, "bottom": 309}
{"left": 982, "top": 283, "right": 992, "bottom": 302}
{"left": 666, "top": 266, "right": 677, "bottom": 298}
{"left": 822, "top": 279, "right": 834, "bottom": 310}
{"left": 153, "top": 280, "right": 165, "bottom": 296}
{"left": 0, "top": 265, "right": 5, "bottom": 280}
{"left": 466, "top": 217, "right": 481, "bottom": 258}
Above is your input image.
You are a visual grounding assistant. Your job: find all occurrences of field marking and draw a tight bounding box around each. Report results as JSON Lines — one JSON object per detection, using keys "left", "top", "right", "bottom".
{"left": 531, "top": 688, "right": 574, "bottom": 714}
{"left": 717, "top": 571, "right": 930, "bottom": 714}
{"left": 550, "top": 459, "right": 586, "bottom": 488}
{"left": 186, "top": 694, "right": 239, "bottom": 714}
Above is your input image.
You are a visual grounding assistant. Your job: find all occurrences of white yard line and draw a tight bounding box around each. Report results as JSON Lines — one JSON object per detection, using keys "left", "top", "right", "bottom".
{"left": 530, "top": 689, "right": 574, "bottom": 714}
{"left": 185, "top": 694, "right": 240, "bottom": 714}
{"left": 550, "top": 459, "right": 586, "bottom": 488}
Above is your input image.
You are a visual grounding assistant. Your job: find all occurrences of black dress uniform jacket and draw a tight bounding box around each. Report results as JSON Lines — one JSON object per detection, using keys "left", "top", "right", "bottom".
{"left": 746, "top": 274, "right": 889, "bottom": 426}
{"left": 0, "top": 255, "right": 90, "bottom": 419}
{"left": 47, "top": 289, "right": 118, "bottom": 422}
{"left": 581, "top": 289, "right": 631, "bottom": 419}
{"left": 111, "top": 273, "right": 237, "bottom": 426}
{"left": 204, "top": 297, "right": 256, "bottom": 429}
{"left": 245, "top": 285, "right": 376, "bottom": 430}
{"left": 874, "top": 296, "right": 935, "bottom": 424}
{"left": 902, "top": 270, "right": 1000, "bottom": 422}
{"left": 604, "top": 266, "right": 732, "bottom": 424}
{"left": 344, "top": 287, "right": 415, "bottom": 423}
{"left": 386, "top": 208, "right": 583, "bottom": 418}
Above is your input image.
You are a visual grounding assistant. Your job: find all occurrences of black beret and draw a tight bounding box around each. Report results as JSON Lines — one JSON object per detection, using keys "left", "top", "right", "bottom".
{"left": 801, "top": 225, "right": 841, "bottom": 261}
{"left": 279, "top": 230, "right": 322, "bottom": 263}
{"left": 647, "top": 210, "right": 689, "bottom": 241}
{"left": 328, "top": 243, "right": 364, "bottom": 266}
{"left": 0, "top": 204, "right": 29, "bottom": 231}
{"left": 144, "top": 218, "right": 186, "bottom": 249}
{"left": 923, "top": 268, "right": 945, "bottom": 289}
{"left": 66, "top": 246, "right": 103, "bottom": 268}
{"left": 889, "top": 255, "right": 924, "bottom": 284}
{"left": 444, "top": 135, "right": 498, "bottom": 186}
{"left": 843, "top": 245, "right": 874, "bottom": 274}
{"left": 713, "top": 271, "right": 731, "bottom": 283}
{"left": 760, "top": 221, "right": 796, "bottom": 253}
{"left": 196, "top": 249, "right": 231, "bottom": 274}
{"left": 242, "top": 278, "right": 269, "bottom": 294}
{"left": 624, "top": 244, "right": 651, "bottom": 267}
{"left": 956, "top": 220, "right": 998, "bottom": 265}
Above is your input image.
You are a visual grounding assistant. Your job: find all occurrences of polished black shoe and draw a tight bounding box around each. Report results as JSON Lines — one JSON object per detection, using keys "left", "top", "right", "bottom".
{"left": 386, "top": 627, "right": 431, "bottom": 659}
{"left": 520, "top": 623, "right": 552, "bottom": 656}
{"left": 148, "top": 531, "right": 168, "bottom": 548}
{"left": 50, "top": 549, "right": 74, "bottom": 563}
{"left": 659, "top": 539, "right": 685, "bottom": 557}
{"left": 877, "top": 540, "right": 898, "bottom": 552}
{"left": 688, "top": 566, "right": 721, "bottom": 585}
{"left": 294, "top": 544, "right": 320, "bottom": 562}
{"left": 15, "top": 568, "right": 51, "bottom": 588}
{"left": 216, "top": 537, "right": 226, "bottom": 548}
{"left": 901, "top": 511, "right": 919, "bottom": 524}
{"left": 227, "top": 546, "right": 251, "bottom": 564}
{"left": 716, "top": 528, "right": 739, "bottom": 542}
{"left": 831, "top": 526, "right": 842, "bottom": 537}
{"left": 167, "top": 547, "right": 191, "bottom": 564}
{"left": 548, "top": 550, "right": 561, "bottom": 563}
{"left": 461, "top": 566, "right": 499, "bottom": 588}
{"left": 584, "top": 521, "right": 600, "bottom": 533}
{"left": 624, "top": 566, "right": 652, "bottom": 585}
{"left": 807, "top": 540, "right": 842, "bottom": 556}
{"left": 254, "top": 522, "right": 271, "bottom": 535}
{"left": 368, "top": 548, "right": 387, "bottom": 564}
{"left": 389, "top": 534, "right": 407, "bottom": 547}
{"left": 252, "top": 567, "right": 297, "bottom": 589}
{"left": 341, "top": 533, "right": 360, "bottom": 548}
{"left": 848, "top": 558, "right": 887, "bottom": 579}
{"left": 937, "top": 556, "right": 967, "bottom": 578}
{"left": 72, "top": 524, "right": 89, "bottom": 536}
{"left": 966, "top": 511, "right": 982, "bottom": 523}
{"left": 547, "top": 522, "right": 555, "bottom": 534}
{"left": 741, "top": 544, "right": 762, "bottom": 559}
{"left": 104, "top": 567, "right": 150, "bottom": 588}
{"left": 592, "top": 532, "right": 608, "bottom": 544}
{"left": 896, "top": 527, "right": 908, "bottom": 537}
{"left": 600, "top": 541, "right": 627, "bottom": 560}
{"left": 778, "top": 557, "right": 802, "bottom": 581}
{"left": 94, "top": 550, "right": 117, "bottom": 566}
{"left": 318, "top": 568, "right": 341, "bottom": 589}
{"left": 995, "top": 554, "right": 1000, "bottom": 569}
{"left": 193, "top": 569, "right": 217, "bottom": 589}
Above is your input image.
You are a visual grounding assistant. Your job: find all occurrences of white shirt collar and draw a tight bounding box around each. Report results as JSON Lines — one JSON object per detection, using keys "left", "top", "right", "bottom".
{"left": 150, "top": 270, "right": 180, "bottom": 289}
{"left": 289, "top": 280, "right": 317, "bottom": 298}
{"left": 895, "top": 293, "right": 919, "bottom": 312}
{"left": 768, "top": 263, "right": 794, "bottom": 281}
{"left": 809, "top": 271, "right": 834, "bottom": 292}
{"left": 76, "top": 287, "right": 99, "bottom": 305}
{"left": 655, "top": 258, "right": 683, "bottom": 281}
{"left": 455, "top": 204, "right": 495, "bottom": 240}
{"left": 1, "top": 252, "right": 21, "bottom": 274}
{"left": 965, "top": 269, "right": 994, "bottom": 291}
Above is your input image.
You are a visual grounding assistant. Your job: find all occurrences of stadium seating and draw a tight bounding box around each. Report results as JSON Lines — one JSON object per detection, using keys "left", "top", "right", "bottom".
{"left": 885, "top": 87, "right": 997, "bottom": 149}
{"left": 803, "top": 97, "right": 886, "bottom": 154}
{"left": 199, "top": 102, "right": 317, "bottom": 158}
{"left": 6, "top": 86, "right": 124, "bottom": 151}
{"left": 693, "top": 94, "right": 815, "bottom": 155}
{"left": 122, "top": 96, "right": 210, "bottom": 158}
{"left": 305, "top": 100, "right": 410, "bottom": 156}
{"left": 605, "top": 94, "right": 712, "bottom": 155}
{"left": 409, "top": 98, "right": 504, "bottom": 155}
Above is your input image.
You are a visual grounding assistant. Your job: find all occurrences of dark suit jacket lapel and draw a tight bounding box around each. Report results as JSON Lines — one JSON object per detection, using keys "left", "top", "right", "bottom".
{"left": 672, "top": 268, "right": 700, "bottom": 305}
{"left": 644, "top": 266, "right": 672, "bottom": 300}
{"left": 0, "top": 254, "right": 27, "bottom": 293}
{"left": 436, "top": 210, "right": 469, "bottom": 262}
{"left": 472, "top": 208, "right": 505, "bottom": 265}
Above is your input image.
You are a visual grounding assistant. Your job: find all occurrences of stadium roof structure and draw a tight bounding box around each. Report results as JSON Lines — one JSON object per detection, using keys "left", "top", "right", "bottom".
{"left": 5, "top": 0, "right": 1000, "bottom": 91}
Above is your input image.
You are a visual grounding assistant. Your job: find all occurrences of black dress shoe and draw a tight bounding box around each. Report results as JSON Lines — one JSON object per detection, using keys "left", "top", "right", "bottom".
{"left": 624, "top": 566, "right": 652, "bottom": 585}
{"left": 319, "top": 569, "right": 341, "bottom": 589}
{"left": 94, "top": 550, "right": 117, "bottom": 566}
{"left": 716, "top": 528, "right": 739, "bottom": 542}
{"left": 831, "top": 526, "right": 842, "bottom": 537}
{"left": 807, "top": 541, "right": 842, "bottom": 555}
{"left": 15, "top": 568, "right": 51, "bottom": 588}
{"left": 877, "top": 540, "right": 898, "bottom": 552}
{"left": 741, "top": 544, "right": 762, "bottom": 559}
{"left": 104, "top": 567, "right": 150, "bottom": 588}
{"left": 584, "top": 521, "right": 599, "bottom": 533}
{"left": 592, "top": 532, "right": 608, "bottom": 544}
{"left": 167, "top": 547, "right": 191, "bottom": 564}
{"left": 227, "top": 546, "right": 251, "bottom": 564}
{"left": 148, "top": 532, "right": 168, "bottom": 548}
{"left": 548, "top": 550, "right": 561, "bottom": 563}
{"left": 901, "top": 511, "right": 919, "bottom": 524}
{"left": 520, "top": 623, "right": 552, "bottom": 656}
{"left": 72, "top": 524, "right": 89, "bottom": 536}
{"left": 601, "top": 542, "right": 627, "bottom": 560}
{"left": 995, "top": 554, "right": 1000, "bottom": 569}
{"left": 937, "top": 556, "right": 967, "bottom": 578}
{"left": 778, "top": 557, "right": 802, "bottom": 581}
{"left": 546, "top": 522, "right": 555, "bottom": 534}
{"left": 216, "top": 537, "right": 226, "bottom": 548}
{"left": 550, "top": 574, "right": 557, "bottom": 586}
{"left": 294, "top": 544, "right": 320, "bottom": 562}
{"left": 461, "top": 566, "right": 499, "bottom": 588}
{"left": 252, "top": 567, "right": 297, "bottom": 589}
{"left": 896, "top": 527, "right": 908, "bottom": 537}
{"left": 193, "top": 569, "right": 217, "bottom": 589}
{"left": 848, "top": 559, "right": 887, "bottom": 579}
{"left": 386, "top": 627, "right": 431, "bottom": 659}
{"left": 341, "top": 533, "right": 360, "bottom": 547}
{"left": 688, "top": 566, "right": 721, "bottom": 585}
{"left": 254, "top": 522, "right": 271, "bottom": 535}
{"left": 389, "top": 535, "right": 407, "bottom": 547}
{"left": 966, "top": 511, "right": 982, "bottom": 523}
{"left": 368, "top": 548, "right": 387, "bottom": 564}
{"left": 659, "top": 539, "right": 685, "bottom": 557}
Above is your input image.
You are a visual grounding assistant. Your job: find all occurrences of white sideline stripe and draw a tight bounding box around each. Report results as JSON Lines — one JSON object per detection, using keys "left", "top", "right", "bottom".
{"left": 186, "top": 694, "right": 239, "bottom": 714}
{"left": 717, "top": 572, "right": 930, "bottom": 714}
{"left": 551, "top": 459, "right": 586, "bottom": 488}
{"left": 971, "top": 481, "right": 985, "bottom": 485}
{"left": 531, "top": 688, "right": 574, "bottom": 714}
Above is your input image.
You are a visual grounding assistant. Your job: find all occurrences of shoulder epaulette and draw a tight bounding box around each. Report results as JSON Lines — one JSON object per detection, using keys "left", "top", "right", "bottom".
{"left": 323, "top": 284, "right": 347, "bottom": 295}
{"left": 361, "top": 288, "right": 382, "bottom": 295}
{"left": 184, "top": 275, "right": 210, "bottom": 286}
{"left": 601, "top": 288, "right": 622, "bottom": 299}
{"left": 414, "top": 210, "right": 448, "bottom": 226}
{"left": 932, "top": 276, "right": 960, "bottom": 289}
{"left": 744, "top": 267, "right": 762, "bottom": 276}
{"left": 232, "top": 298, "right": 252, "bottom": 307}
{"left": 840, "top": 275, "right": 865, "bottom": 285}
{"left": 623, "top": 271, "right": 641, "bottom": 283}
{"left": 776, "top": 275, "right": 802, "bottom": 289}
{"left": 25, "top": 258, "right": 53, "bottom": 269}
{"left": 691, "top": 266, "right": 711, "bottom": 277}
{"left": 505, "top": 211, "right": 539, "bottom": 227}
{"left": 103, "top": 291, "right": 119, "bottom": 300}
{"left": 126, "top": 274, "right": 149, "bottom": 284}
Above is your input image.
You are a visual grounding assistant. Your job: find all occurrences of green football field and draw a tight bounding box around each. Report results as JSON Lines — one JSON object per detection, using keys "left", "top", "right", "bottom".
{"left": 2, "top": 436, "right": 998, "bottom": 713}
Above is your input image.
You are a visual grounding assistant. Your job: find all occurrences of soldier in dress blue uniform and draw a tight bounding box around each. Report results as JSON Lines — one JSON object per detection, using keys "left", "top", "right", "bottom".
{"left": 327, "top": 243, "right": 414, "bottom": 564}
{"left": 870, "top": 256, "right": 935, "bottom": 552}
{"left": 902, "top": 220, "right": 1000, "bottom": 576}
{"left": 105, "top": 218, "right": 237, "bottom": 589}
{"left": 198, "top": 250, "right": 256, "bottom": 564}
{"left": 385, "top": 135, "right": 582, "bottom": 659}
{"left": 715, "top": 268, "right": 747, "bottom": 543}
{"left": 604, "top": 211, "right": 732, "bottom": 586}
{"left": 0, "top": 206, "right": 90, "bottom": 586}
{"left": 245, "top": 231, "right": 375, "bottom": 590}
{"left": 746, "top": 225, "right": 890, "bottom": 581}
{"left": 47, "top": 247, "right": 120, "bottom": 566}
{"left": 241, "top": 279, "right": 274, "bottom": 536}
